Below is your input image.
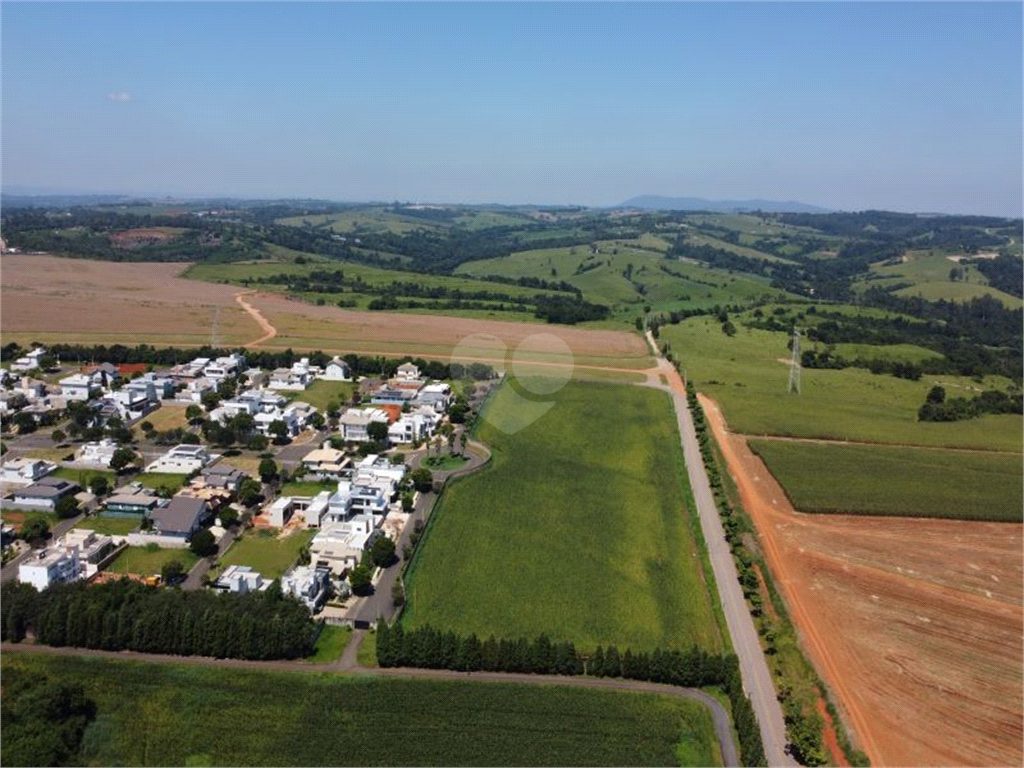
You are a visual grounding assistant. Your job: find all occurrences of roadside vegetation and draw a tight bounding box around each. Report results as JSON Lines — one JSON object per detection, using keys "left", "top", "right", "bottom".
{"left": 1, "top": 654, "right": 724, "bottom": 767}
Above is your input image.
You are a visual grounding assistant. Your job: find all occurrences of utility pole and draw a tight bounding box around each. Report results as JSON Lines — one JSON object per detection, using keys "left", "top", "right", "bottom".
{"left": 787, "top": 328, "right": 801, "bottom": 395}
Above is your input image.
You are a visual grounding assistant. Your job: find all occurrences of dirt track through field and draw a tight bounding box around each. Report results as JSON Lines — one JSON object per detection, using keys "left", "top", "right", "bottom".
{"left": 235, "top": 291, "right": 278, "bottom": 347}
{"left": 700, "top": 394, "right": 1024, "bottom": 767}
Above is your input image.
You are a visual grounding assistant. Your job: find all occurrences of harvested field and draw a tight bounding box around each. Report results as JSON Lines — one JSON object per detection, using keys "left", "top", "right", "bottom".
{"left": 1, "top": 255, "right": 652, "bottom": 370}
{"left": 0, "top": 255, "right": 258, "bottom": 346}
{"left": 700, "top": 394, "right": 1024, "bottom": 767}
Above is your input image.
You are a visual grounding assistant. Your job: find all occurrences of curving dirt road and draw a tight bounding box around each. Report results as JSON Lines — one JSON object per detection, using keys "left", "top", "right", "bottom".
{"left": 0, "top": 641, "right": 738, "bottom": 767}
{"left": 235, "top": 291, "right": 278, "bottom": 347}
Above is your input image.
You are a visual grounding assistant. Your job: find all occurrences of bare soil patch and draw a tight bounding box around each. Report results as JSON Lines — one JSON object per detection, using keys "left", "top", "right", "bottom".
{"left": 109, "top": 227, "right": 183, "bottom": 247}
{"left": 699, "top": 394, "right": 1023, "bottom": 767}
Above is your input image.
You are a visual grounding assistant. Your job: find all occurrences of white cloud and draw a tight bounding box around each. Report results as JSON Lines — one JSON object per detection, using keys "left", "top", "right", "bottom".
{"left": 106, "top": 92, "right": 132, "bottom": 102}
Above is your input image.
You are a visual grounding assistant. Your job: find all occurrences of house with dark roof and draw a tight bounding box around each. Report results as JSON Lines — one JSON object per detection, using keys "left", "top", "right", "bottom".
{"left": 8, "top": 477, "right": 81, "bottom": 511}
{"left": 149, "top": 496, "right": 209, "bottom": 539}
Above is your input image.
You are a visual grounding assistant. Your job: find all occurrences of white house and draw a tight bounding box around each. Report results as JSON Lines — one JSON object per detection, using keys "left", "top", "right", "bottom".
{"left": 302, "top": 491, "right": 332, "bottom": 527}
{"left": 203, "top": 353, "right": 247, "bottom": 382}
{"left": 268, "top": 363, "right": 312, "bottom": 391}
{"left": 280, "top": 565, "right": 331, "bottom": 612}
{"left": 308, "top": 517, "right": 380, "bottom": 575}
{"left": 10, "top": 348, "right": 48, "bottom": 372}
{"left": 396, "top": 362, "right": 421, "bottom": 382}
{"left": 415, "top": 382, "right": 453, "bottom": 411}
{"left": 75, "top": 439, "right": 119, "bottom": 468}
{"left": 145, "top": 444, "right": 212, "bottom": 474}
{"left": 267, "top": 496, "right": 299, "bottom": 527}
{"left": 213, "top": 565, "right": 265, "bottom": 594}
{"left": 18, "top": 547, "right": 80, "bottom": 591}
{"left": 60, "top": 528, "right": 116, "bottom": 577}
{"left": 388, "top": 413, "right": 432, "bottom": 445}
{"left": 301, "top": 446, "right": 349, "bottom": 478}
{"left": 60, "top": 373, "right": 101, "bottom": 401}
{"left": 0, "top": 458, "right": 58, "bottom": 488}
{"left": 338, "top": 408, "right": 390, "bottom": 443}
{"left": 183, "top": 377, "right": 216, "bottom": 403}
{"left": 322, "top": 357, "right": 351, "bottom": 381}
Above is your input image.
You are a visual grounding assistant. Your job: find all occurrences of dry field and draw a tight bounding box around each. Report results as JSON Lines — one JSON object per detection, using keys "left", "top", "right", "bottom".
{"left": 0, "top": 256, "right": 651, "bottom": 369}
{"left": 0, "top": 255, "right": 257, "bottom": 346}
{"left": 700, "top": 394, "right": 1023, "bottom": 767}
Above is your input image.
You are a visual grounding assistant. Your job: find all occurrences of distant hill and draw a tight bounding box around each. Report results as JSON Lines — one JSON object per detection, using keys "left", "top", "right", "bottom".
{"left": 616, "top": 195, "right": 831, "bottom": 214}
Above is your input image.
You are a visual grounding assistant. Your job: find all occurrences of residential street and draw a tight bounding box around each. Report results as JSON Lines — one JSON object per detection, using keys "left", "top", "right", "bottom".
{"left": 351, "top": 436, "right": 491, "bottom": 627}
{"left": 644, "top": 331, "right": 795, "bottom": 767}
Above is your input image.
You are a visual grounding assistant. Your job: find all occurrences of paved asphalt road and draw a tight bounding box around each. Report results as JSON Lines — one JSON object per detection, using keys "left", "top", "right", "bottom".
{"left": 0, "top": 640, "right": 739, "bottom": 767}
{"left": 645, "top": 331, "right": 794, "bottom": 767}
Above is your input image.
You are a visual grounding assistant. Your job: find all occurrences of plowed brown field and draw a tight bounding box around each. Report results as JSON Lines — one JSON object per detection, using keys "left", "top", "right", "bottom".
{"left": 0, "top": 255, "right": 651, "bottom": 369}
{"left": 700, "top": 394, "right": 1023, "bottom": 767}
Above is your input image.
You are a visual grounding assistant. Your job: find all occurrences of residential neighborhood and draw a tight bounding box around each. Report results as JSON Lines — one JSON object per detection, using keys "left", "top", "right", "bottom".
{"left": 1, "top": 346, "right": 489, "bottom": 626}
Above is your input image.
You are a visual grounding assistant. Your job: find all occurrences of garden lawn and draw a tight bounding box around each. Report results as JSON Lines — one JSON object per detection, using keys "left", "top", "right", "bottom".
{"left": 135, "top": 472, "right": 189, "bottom": 494}
{"left": 749, "top": 440, "right": 1024, "bottom": 521}
{"left": 660, "top": 315, "right": 1023, "bottom": 451}
{"left": 74, "top": 515, "right": 141, "bottom": 536}
{"left": 304, "top": 625, "right": 352, "bottom": 664}
{"left": 106, "top": 545, "right": 199, "bottom": 576}
{"left": 219, "top": 528, "right": 316, "bottom": 579}
{"left": 403, "top": 379, "right": 724, "bottom": 653}
{"left": 293, "top": 379, "right": 356, "bottom": 411}
{"left": 280, "top": 480, "right": 337, "bottom": 497}
{"left": 52, "top": 467, "right": 116, "bottom": 488}
{"left": 2, "top": 654, "right": 722, "bottom": 767}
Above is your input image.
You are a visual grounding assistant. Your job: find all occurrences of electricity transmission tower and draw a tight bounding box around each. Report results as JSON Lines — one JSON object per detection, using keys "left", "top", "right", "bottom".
{"left": 787, "top": 327, "right": 801, "bottom": 394}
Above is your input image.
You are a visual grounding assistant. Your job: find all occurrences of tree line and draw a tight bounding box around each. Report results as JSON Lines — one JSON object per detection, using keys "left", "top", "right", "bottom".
{"left": 1, "top": 667, "right": 96, "bottom": 767}
{"left": 918, "top": 385, "right": 1022, "bottom": 422}
{"left": 376, "top": 621, "right": 766, "bottom": 767}
{"left": 1, "top": 579, "right": 318, "bottom": 660}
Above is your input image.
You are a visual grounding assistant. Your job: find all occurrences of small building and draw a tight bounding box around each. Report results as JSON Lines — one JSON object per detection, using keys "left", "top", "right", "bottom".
{"left": 281, "top": 565, "right": 331, "bottom": 612}
{"left": 9, "top": 477, "right": 81, "bottom": 511}
{"left": 199, "top": 464, "right": 246, "bottom": 492}
{"left": 60, "top": 373, "right": 101, "bottom": 401}
{"left": 303, "top": 491, "right": 332, "bottom": 527}
{"left": 61, "top": 528, "right": 116, "bottom": 576}
{"left": 322, "top": 357, "right": 351, "bottom": 381}
{"left": 10, "top": 347, "right": 47, "bottom": 372}
{"left": 0, "top": 458, "right": 58, "bottom": 488}
{"left": 75, "top": 439, "right": 119, "bottom": 468}
{"left": 268, "top": 367, "right": 311, "bottom": 391}
{"left": 388, "top": 413, "right": 431, "bottom": 445}
{"left": 149, "top": 496, "right": 209, "bottom": 539}
{"left": 103, "top": 486, "right": 164, "bottom": 517}
{"left": 415, "top": 382, "right": 453, "bottom": 411}
{"left": 396, "top": 362, "right": 420, "bottom": 382}
{"left": 309, "top": 517, "right": 380, "bottom": 575}
{"left": 213, "top": 564, "right": 265, "bottom": 594}
{"left": 267, "top": 496, "right": 299, "bottom": 528}
{"left": 145, "top": 444, "right": 212, "bottom": 474}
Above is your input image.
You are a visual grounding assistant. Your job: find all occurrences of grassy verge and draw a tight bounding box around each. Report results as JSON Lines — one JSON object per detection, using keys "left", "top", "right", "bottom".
{"left": 135, "top": 472, "right": 189, "bottom": 494}
{"left": 74, "top": 515, "right": 141, "bottom": 536}
{"left": 52, "top": 467, "right": 116, "bottom": 488}
{"left": 280, "top": 480, "right": 337, "bottom": 497}
{"left": 303, "top": 624, "right": 352, "bottom": 664}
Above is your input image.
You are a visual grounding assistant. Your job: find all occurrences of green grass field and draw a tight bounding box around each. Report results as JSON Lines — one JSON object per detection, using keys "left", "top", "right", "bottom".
{"left": 107, "top": 545, "right": 199, "bottom": 576}
{"left": 219, "top": 528, "right": 316, "bottom": 578}
{"left": 74, "top": 515, "right": 140, "bottom": 536}
{"left": 403, "top": 380, "right": 724, "bottom": 653}
{"left": 52, "top": 467, "right": 116, "bottom": 488}
{"left": 280, "top": 480, "right": 337, "bottom": 497}
{"left": 860, "top": 249, "right": 1023, "bottom": 308}
{"left": 292, "top": 379, "right": 356, "bottom": 411}
{"left": 304, "top": 625, "right": 353, "bottom": 664}
{"left": 135, "top": 472, "right": 190, "bottom": 494}
{"left": 421, "top": 454, "right": 468, "bottom": 471}
{"left": 659, "top": 316, "right": 1023, "bottom": 451}
{"left": 1, "top": 654, "right": 722, "bottom": 767}
{"left": 749, "top": 440, "right": 1023, "bottom": 521}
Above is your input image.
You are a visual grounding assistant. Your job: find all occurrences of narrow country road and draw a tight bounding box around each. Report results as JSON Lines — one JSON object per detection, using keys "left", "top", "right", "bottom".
{"left": 1, "top": 640, "right": 739, "bottom": 767}
{"left": 643, "top": 331, "right": 795, "bottom": 767}
{"left": 235, "top": 291, "right": 278, "bottom": 348}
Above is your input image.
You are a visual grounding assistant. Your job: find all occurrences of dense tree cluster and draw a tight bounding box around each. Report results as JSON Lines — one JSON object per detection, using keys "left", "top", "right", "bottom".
{"left": 1, "top": 579, "right": 318, "bottom": 660}
{"left": 917, "top": 385, "right": 1022, "bottom": 422}
{"left": 376, "top": 620, "right": 766, "bottom": 766}
{"left": 1, "top": 668, "right": 96, "bottom": 767}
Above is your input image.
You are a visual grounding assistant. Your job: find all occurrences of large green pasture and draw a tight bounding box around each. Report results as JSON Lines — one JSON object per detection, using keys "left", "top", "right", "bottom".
{"left": 403, "top": 380, "right": 724, "bottom": 653}
{"left": 660, "top": 316, "right": 1023, "bottom": 451}
{"left": 749, "top": 440, "right": 1023, "bottom": 521}
{"left": 219, "top": 528, "right": 316, "bottom": 579}
{"left": 1, "top": 654, "right": 722, "bottom": 767}
{"left": 859, "top": 250, "right": 1023, "bottom": 308}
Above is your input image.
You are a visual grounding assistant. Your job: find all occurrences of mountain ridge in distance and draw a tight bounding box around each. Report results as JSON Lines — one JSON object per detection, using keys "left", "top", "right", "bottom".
{"left": 617, "top": 194, "right": 831, "bottom": 214}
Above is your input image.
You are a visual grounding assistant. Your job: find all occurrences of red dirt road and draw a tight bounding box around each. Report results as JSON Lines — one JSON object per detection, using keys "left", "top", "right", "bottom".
{"left": 700, "top": 394, "right": 1023, "bottom": 767}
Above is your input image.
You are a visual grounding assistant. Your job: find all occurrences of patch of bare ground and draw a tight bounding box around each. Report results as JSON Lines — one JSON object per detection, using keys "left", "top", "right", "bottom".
{"left": 699, "top": 394, "right": 1023, "bottom": 767}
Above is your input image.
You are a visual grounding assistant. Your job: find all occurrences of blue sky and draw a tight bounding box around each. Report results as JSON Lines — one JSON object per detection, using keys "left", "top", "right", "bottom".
{"left": 2, "top": 2, "right": 1021, "bottom": 215}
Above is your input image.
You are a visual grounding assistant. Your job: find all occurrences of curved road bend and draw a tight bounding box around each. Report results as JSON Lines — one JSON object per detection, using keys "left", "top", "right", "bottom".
{"left": 644, "top": 331, "right": 794, "bottom": 767}
{"left": 0, "top": 641, "right": 738, "bottom": 768}
{"left": 234, "top": 291, "right": 278, "bottom": 348}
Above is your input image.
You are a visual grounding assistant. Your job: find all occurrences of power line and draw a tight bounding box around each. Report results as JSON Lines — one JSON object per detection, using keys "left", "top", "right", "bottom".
{"left": 787, "top": 327, "right": 801, "bottom": 395}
